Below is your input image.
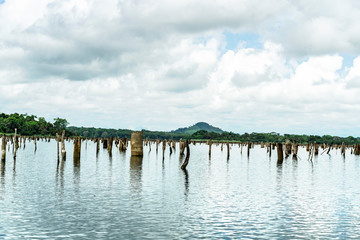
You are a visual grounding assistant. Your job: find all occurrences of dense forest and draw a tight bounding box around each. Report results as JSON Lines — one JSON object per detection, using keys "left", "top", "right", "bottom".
{"left": 1, "top": 112, "right": 360, "bottom": 144}
{"left": 190, "top": 130, "right": 360, "bottom": 145}
{"left": 0, "top": 113, "right": 70, "bottom": 136}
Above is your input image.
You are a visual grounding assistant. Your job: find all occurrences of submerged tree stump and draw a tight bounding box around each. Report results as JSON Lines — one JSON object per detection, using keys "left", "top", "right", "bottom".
{"left": 179, "top": 140, "right": 185, "bottom": 156}
{"left": 73, "top": 137, "right": 81, "bottom": 164}
{"left": 103, "top": 139, "right": 108, "bottom": 149}
{"left": 226, "top": 142, "right": 230, "bottom": 160}
{"left": 314, "top": 142, "right": 319, "bottom": 155}
{"left": 172, "top": 140, "right": 176, "bottom": 151}
{"left": 96, "top": 138, "right": 100, "bottom": 155}
{"left": 268, "top": 143, "right": 272, "bottom": 157}
{"left": 341, "top": 143, "right": 346, "bottom": 157}
{"left": 1, "top": 134, "right": 6, "bottom": 161}
{"left": 285, "top": 140, "right": 292, "bottom": 158}
{"left": 181, "top": 140, "right": 190, "bottom": 170}
{"left": 162, "top": 140, "right": 166, "bottom": 159}
{"left": 156, "top": 139, "right": 160, "bottom": 153}
{"left": 277, "top": 143, "right": 283, "bottom": 164}
{"left": 34, "top": 136, "right": 37, "bottom": 152}
{"left": 119, "top": 137, "right": 127, "bottom": 152}
{"left": 131, "top": 131, "right": 143, "bottom": 156}
{"left": 56, "top": 133, "right": 60, "bottom": 162}
{"left": 61, "top": 130, "right": 66, "bottom": 161}
{"left": 13, "top": 129, "right": 18, "bottom": 159}
{"left": 108, "top": 137, "right": 113, "bottom": 156}
{"left": 208, "top": 139, "right": 212, "bottom": 156}
{"left": 293, "top": 142, "right": 298, "bottom": 159}
{"left": 354, "top": 144, "right": 360, "bottom": 155}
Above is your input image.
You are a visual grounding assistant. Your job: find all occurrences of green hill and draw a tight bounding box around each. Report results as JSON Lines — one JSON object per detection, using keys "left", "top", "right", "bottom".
{"left": 172, "top": 122, "right": 223, "bottom": 134}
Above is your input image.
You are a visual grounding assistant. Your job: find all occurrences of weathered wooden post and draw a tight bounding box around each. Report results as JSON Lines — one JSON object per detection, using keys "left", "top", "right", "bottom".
{"left": 108, "top": 137, "right": 113, "bottom": 156}
{"left": 131, "top": 131, "right": 143, "bottom": 156}
{"left": 277, "top": 143, "right": 283, "bottom": 164}
{"left": 15, "top": 130, "right": 19, "bottom": 150}
{"left": 179, "top": 139, "right": 185, "bottom": 156}
{"left": 341, "top": 143, "right": 346, "bottom": 157}
{"left": 156, "top": 139, "right": 159, "bottom": 153}
{"left": 169, "top": 140, "right": 173, "bottom": 155}
{"left": 96, "top": 138, "right": 100, "bottom": 155}
{"left": 13, "top": 129, "right": 18, "bottom": 159}
{"left": 1, "top": 134, "right": 6, "bottom": 161}
{"left": 314, "top": 142, "right": 319, "bottom": 155}
{"left": 208, "top": 139, "right": 212, "bottom": 156}
{"left": 181, "top": 140, "right": 190, "bottom": 170}
{"left": 172, "top": 140, "right": 176, "bottom": 151}
{"left": 119, "top": 138, "right": 126, "bottom": 152}
{"left": 293, "top": 142, "right": 298, "bottom": 159}
{"left": 354, "top": 144, "right": 360, "bottom": 155}
{"left": 56, "top": 133, "right": 60, "bottom": 162}
{"left": 103, "top": 138, "right": 108, "bottom": 149}
{"left": 285, "top": 140, "right": 292, "bottom": 158}
{"left": 34, "top": 136, "right": 37, "bottom": 152}
{"left": 162, "top": 140, "right": 166, "bottom": 159}
{"left": 226, "top": 142, "right": 230, "bottom": 160}
{"left": 268, "top": 143, "right": 272, "bottom": 157}
{"left": 73, "top": 137, "right": 81, "bottom": 164}
{"left": 61, "top": 130, "right": 66, "bottom": 161}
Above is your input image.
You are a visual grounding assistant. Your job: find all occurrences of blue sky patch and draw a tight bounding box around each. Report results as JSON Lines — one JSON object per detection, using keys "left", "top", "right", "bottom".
{"left": 342, "top": 54, "right": 357, "bottom": 68}
{"left": 224, "top": 31, "right": 263, "bottom": 51}
{"left": 0, "top": 0, "right": 5, "bottom": 4}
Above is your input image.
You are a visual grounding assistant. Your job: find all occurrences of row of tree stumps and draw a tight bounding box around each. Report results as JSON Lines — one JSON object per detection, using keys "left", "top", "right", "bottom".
{"left": 129, "top": 131, "right": 190, "bottom": 170}
{"left": 2, "top": 130, "right": 360, "bottom": 171}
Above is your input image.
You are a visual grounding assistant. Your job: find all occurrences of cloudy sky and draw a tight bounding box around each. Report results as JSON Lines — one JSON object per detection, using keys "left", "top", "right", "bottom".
{"left": 1, "top": 0, "right": 360, "bottom": 136}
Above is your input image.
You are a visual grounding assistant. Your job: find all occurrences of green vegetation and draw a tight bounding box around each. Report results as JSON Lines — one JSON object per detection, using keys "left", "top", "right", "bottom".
{"left": 67, "top": 127, "right": 187, "bottom": 140}
{"left": 172, "top": 122, "right": 223, "bottom": 134}
{"left": 1, "top": 112, "right": 360, "bottom": 145}
{"left": 190, "top": 130, "right": 360, "bottom": 145}
{"left": 0, "top": 113, "right": 70, "bottom": 136}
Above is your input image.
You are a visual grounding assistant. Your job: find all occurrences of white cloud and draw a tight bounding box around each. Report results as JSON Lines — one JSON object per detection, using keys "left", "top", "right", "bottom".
{"left": 1, "top": 0, "right": 360, "bottom": 136}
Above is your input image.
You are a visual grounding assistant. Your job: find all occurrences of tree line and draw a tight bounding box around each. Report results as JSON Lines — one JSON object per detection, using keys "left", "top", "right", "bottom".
{"left": 1, "top": 112, "right": 360, "bottom": 145}
{"left": 190, "top": 130, "right": 360, "bottom": 145}
{"left": 0, "top": 113, "right": 70, "bottom": 136}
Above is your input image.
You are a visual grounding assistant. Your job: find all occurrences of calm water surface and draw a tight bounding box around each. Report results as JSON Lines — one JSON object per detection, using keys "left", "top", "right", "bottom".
{"left": 1, "top": 140, "right": 360, "bottom": 239}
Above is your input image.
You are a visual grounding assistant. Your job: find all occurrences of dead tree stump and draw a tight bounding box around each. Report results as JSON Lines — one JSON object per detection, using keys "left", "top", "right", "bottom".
{"left": 131, "top": 131, "right": 143, "bottom": 156}
{"left": 181, "top": 140, "right": 190, "bottom": 170}
{"left": 277, "top": 143, "right": 283, "bottom": 164}
{"left": 1, "top": 134, "right": 6, "bottom": 161}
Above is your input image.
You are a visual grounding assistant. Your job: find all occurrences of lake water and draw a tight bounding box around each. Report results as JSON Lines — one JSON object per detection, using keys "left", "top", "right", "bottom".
{"left": 1, "top": 139, "right": 360, "bottom": 239}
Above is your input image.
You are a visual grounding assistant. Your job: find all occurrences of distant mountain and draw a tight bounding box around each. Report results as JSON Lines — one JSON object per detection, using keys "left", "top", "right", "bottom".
{"left": 172, "top": 122, "right": 224, "bottom": 134}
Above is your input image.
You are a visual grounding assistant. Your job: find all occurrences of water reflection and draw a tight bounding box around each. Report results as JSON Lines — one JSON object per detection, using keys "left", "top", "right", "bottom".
{"left": 130, "top": 155, "right": 143, "bottom": 198}
{"left": 2, "top": 143, "right": 360, "bottom": 239}
{"left": 73, "top": 159, "right": 80, "bottom": 184}
{"left": 182, "top": 169, "right": 189, "bottom": 199}
{"left": 56, "top": 159, "right": 66, "bottom": 197}
{"left": 12, "top": 158, "right": 16, "bottom": 189}
{"left": 1, "top": 159, "right": 5, "bottom": 189}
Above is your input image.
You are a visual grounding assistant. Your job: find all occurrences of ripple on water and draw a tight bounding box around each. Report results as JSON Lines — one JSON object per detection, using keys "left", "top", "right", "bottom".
{"left": 1, "top": 142, "right": 360, "bottom": 239}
